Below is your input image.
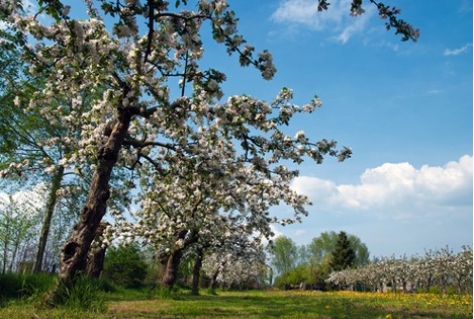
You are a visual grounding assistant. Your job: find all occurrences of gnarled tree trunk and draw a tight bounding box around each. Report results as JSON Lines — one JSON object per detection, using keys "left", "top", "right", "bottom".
{"left": 46, "top": 111, "right": 131, "bottom": 303}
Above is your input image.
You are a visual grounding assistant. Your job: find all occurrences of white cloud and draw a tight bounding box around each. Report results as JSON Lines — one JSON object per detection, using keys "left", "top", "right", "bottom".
{"left": 269, "top": 224, "right": 284, "bottom": 239}
{"left": 259, "top": 224, "right": 285, "bottom": 246}
{"left": 0, "top": 183, "right": 47, "bottom": 215}
{"left": 361, "top": 38, "right": 400, "bottom": 52}
{"left": 443, "top": 43, "right": 472, "bottom": 56}
{"left": 335, "top": 10, "right": 371, "bottom": 44}
{"left": 291, "top": 155, "right": 473, "bottom": 217}
{"left": 291, "top": 176, "right": 337, "bottom": 205}
{"left": 426, "top": 89, "right": 442, "bottom": 95}
{"left": 294, "top": 229, "right": 307, "bottom": 237}
{"left": 287, "top": 155, "right": 472, "bottom": 257}
{"left": 271, "top": 0, "right": 322, "bottom": 26}
{"left": 271, "top": 0, "right": 375, "bottom": 43}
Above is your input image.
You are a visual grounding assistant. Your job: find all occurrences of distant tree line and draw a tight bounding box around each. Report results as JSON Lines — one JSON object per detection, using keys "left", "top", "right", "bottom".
{"left": 268, "top": 232, "right": 472, "bottom": 296}
{"left": 0, "top": 187, "right": 78, "bottom": 275}
{"left": 326, "top": 245, "right": 473, "bottom": 295}
{"left": 268, "top": 231, "right": 370, "bottom": 290}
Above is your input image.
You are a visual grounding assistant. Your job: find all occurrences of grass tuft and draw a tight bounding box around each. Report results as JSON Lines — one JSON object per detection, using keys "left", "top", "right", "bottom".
{"left": 0, "top": 273, "right": 55, "bottom": 305}
{"left": 48, "top": 274, "right": 106, "bottom": 312}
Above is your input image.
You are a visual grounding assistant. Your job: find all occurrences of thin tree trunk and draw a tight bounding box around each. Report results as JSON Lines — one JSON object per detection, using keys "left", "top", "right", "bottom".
{"left": 391, "top": 279, "right": 396, "bottom": 294}
{"left": 2, "top": 241, "right": 7, "bottom": 274}
{"left": 424, "top": 275, "right": 432, "bottom": 293}
{"left": 2, "top": 217, "right": 11, "bottom": 274}
{"left": 8, "top": 236, "right": 21, "bottom": 273}
{"left": 191, "top": 247, "right": 204, "bottom": 295}
{"left": 210, "top": 260, "right": 226, "bottom": 289}
{"left": 34, "top": 166, "right": 64, "bottom": 273}
{"left": 456, "top": 278, "right": 461, "bottom": 295}
{"left": 401, "top": 280, "right": 407, "bottom": 293}
{"left": 441, "top": 278, "right": 447, "bottom": 296}
{"left": 209, "top": 269, "right": 219, "bottom": 289}
{"left": 45, "top": 112, "right": 131, "bottom": 304}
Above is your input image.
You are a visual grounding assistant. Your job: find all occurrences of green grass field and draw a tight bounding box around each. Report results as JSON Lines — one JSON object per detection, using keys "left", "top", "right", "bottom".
{"left": 0, "top": 289, "right": 472, "bottom": 319}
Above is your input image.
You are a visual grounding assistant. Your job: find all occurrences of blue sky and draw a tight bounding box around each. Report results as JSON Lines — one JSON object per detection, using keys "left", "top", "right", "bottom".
{"left": 202, "top": 0, "right": 472, "bottom": 258}
{"left": 7, "top": 0, "right": 473, "bottom": 259}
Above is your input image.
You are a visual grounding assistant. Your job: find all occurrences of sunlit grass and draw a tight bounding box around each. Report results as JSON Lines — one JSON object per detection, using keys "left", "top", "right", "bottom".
{"left": 0, "top": 289, "right": 471, "bottom": 319}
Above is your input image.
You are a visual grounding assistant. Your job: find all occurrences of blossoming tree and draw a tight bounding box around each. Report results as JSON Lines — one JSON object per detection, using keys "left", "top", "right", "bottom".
{"left": 326, "top": 246, "right": 473, "bottom": 295}
{"left": 202, "top": 240, "right": 266, "bottom": 289}
{"left": 0, "top": 46, "right": 130, "bottom": 274}
{"left": 1, "top": 0, "right": 418, "bottom": 301}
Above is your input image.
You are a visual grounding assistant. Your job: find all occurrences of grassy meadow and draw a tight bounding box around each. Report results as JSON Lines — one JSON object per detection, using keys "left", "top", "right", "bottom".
{"left": 0, "top": 289, "right": 472, "bottom": 319}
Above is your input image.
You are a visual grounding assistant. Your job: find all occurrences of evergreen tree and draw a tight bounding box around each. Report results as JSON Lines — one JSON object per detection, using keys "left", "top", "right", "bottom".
{"left": 330, "top": 231, "right": 356, "bottom": 272}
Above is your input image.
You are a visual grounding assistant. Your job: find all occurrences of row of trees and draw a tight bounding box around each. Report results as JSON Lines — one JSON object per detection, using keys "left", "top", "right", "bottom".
{"left": 268, "top": 231, "right": 370, "bottom": 289}
{"left": 0, "top": 194, "right": 38, "bottom": 274}
{"left": 91, "top": 241, "right": 268, "bottom": 291}
{"left": 0, "top": 186, "right": 269, "bottom": 293}
{"left": 0, "top": 0, "right": 419, "bottom": 302}
{"left": 0, "top": 186, "right": 78, "bottom": 275}
{"left": 326, "top": 245, "right": 473, "bottom": 295}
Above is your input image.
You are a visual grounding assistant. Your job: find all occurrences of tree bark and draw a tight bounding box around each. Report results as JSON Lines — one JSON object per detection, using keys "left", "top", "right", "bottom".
{"left": 50, "top": 110, "right": 131, "bottom": 298}
{"left": 86, "top": 222, "right": 109, "bottom": 278}
{"left": 160, "top": 230, "right": 199, "bottom": 289}
{"left": 34, "top": 166, "right": 64, "bottom": 273}
{"left": 191, "top": 247, "right": 204, "bottom": 295}
{"left": 160, "top": 250, "right": 184, "bottom": 288}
